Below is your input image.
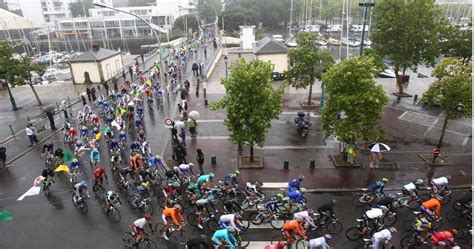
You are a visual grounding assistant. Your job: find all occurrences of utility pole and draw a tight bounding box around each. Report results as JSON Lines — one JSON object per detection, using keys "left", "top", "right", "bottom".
{"left": 359, "top": 0, "right": 375, "bottom": 56}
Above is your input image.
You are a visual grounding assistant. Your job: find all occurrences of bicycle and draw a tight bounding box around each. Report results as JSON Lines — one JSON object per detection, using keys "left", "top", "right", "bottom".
{"left": 129, "top": 193, "right": 153, "bottom": 215}
{"left": 359, "top": 238, "right": 393, "bottom": 249}
{"left": 248, "top": 210, "right": 284, "bottom": 230}
{"left": 271, "top": 232, "right": 308, "bottom": 249}
{"left": 72, "top": 192, "right": 88, "bottom": 215}
{"left": 314, "top": 213, "right": 344, "bottom": 234}
{"left": 155, "top": 222, "right": 188, "bottom": 245}
{"left": 346, "top": 218, "right": 381, "bottom": 241}
{"left": 98, "top": 197, "right": 121, "bottom": 222}
{"left": 400, "top": 230, "right": 434, "bottom": 248}
{"left": 392, "top": 192, "right": 431, "bottom": 210}
{"left": 352, "top": 190, "right": 383, "bottom": 207}
{"left": 122, "top": 226, "right": 157, "bottom": 249}
{"left": 187, "top": 208, "right": 219, "bottom": 231}
{"left": 42, "top": 153, "right": 54, "bottom": 168}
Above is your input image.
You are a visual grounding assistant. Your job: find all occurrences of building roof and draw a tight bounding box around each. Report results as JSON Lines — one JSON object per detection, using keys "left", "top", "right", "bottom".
{"left": 0, "top": 8, "right": 39, "bottom": 30}
{"left": 70, "top": 47, "right": 121, "bottom": 63}
{"left": 254, "top": 36, "right": 288, "bottom": 55}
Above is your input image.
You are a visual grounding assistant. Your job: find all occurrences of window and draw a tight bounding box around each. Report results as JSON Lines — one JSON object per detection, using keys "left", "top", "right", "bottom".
{"left": 105, "top": 20, "right": 119, "bottom": 27}
{"left": 121, "top": 20, "right": 134, "bottom": 27}
{"left": 115, "top": 59, "right": 120, "bottom": 73}
{"left": 105, "top": 63, "right": 112, "bottom": 79}
{"left": 61, "top": 22, "right": 73, "bottom": 29}
{"left": 90, "top": 21, "right": 104, "bottom": 28}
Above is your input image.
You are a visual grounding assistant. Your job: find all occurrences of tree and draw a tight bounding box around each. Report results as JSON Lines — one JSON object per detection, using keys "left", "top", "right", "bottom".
{"left": 371, "top": 0, "right": 443, "bottom": 95}
{"left": 127, "top": 0, "right": 154, "bottom": 7}
{"left": 285, "top": 32, "right": 334, "bottom": 106}
{"left": 439, "top": 22, "right": 472, "bottom": 60}
{"left": 421, "top": 57, "right": 472, "bottom": 148}
{"left": 210, "top": 59, "right": 283, "bottom": 161}
{"left": 0, "top": 41, "right": 19, "bottom": 110}
{"left": 321, "top": 56, "right": 388, "bottom": 145}
{"left": 172, "top": 14, "right": 200, "bottom": 36}
{"left": 220, "top": 7, "right": 259, "bottom": 32}
{"left": 9, "top": 56, "right": 46, "bottom": 106}
{"left": 70, "top": 0, "right": 93, "bottom": 17}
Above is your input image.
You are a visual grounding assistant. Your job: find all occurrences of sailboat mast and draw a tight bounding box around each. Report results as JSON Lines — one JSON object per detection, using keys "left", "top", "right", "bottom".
{"left": 339, "top": 0, "right": 345, "bottom": 59}
{"left": 289, "top": 0, "right": 293, "bottom": 36}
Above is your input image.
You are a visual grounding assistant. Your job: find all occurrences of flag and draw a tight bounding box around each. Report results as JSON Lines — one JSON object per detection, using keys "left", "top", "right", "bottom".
{"left": 54, "top": 164, "right": 72, "bottom": 175}
{"left": 17, "top": 186, "right": 41, "bottom": 201}
{"left": 95, "top": 132, "right": 102, "bottom": 140}
{"left": 63, "top": 151, "right": 73, "bottom": 162}
{"left": 119, "top": 108, "right": 127, "bottom": 116}
{"left": 0, "top": 211, "right": 13, "bottom": 221}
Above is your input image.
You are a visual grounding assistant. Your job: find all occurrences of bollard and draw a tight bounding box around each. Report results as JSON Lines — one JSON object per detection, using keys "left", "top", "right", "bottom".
{"left": 203, "top": 88, "right": 207, "bottom": 99}
{"left": 283, "top": 160, "right": 289, "bottom": 170}
{"left": 211, "top": 155, "right": 216, "bottom": 165}
{"left": 67, "top": 96, "right": 71, "bottom": 105}
{"left": 310, "top": 159, "right": 315, "bottom": 169}
{"left": 9, "top": 124, "right": 14, "bottom": 136}
{"left": 204, "top": 99, "right": 208, "bottom": 106}
{"left": 413, "top": 94, "right": 418, "bottom": 103}
{"left": 195, "top": 89, "right": 199, "bottom": 97}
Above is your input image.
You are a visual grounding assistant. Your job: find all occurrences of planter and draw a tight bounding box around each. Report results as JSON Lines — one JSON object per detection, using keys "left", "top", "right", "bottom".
{"left": 239, "top": 156, "right": 264, "bottom": 169}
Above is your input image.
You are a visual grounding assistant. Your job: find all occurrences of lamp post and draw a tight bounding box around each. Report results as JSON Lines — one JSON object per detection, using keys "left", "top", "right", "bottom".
{"left": 203, "top": 1, "right": 218, "bottom": 38}
{"left": 224, "top": 56, "right": 228, "bottom": 78}
{"left": 358, "top": 0, "right": 375, "bottom": 56}
{"left": 93, "top": 3, "right": 166, "bottom": 100}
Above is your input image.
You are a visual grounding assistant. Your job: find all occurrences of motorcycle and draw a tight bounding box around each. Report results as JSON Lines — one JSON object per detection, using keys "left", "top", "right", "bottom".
{"left": 294, "top": 112, "right": 311, "bottom": 138}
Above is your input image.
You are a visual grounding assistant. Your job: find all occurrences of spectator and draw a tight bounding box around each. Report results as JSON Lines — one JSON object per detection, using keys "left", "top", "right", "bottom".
{"left": 91, "top": 87, "right": 97, "bottom": 102}
{"left": 102, "top": 81, "right": 109, "bottom": 96}
{"left": 0, "top": 144, "right": 6, "bottom": 169}
{"left": 188, "top": 117, "right": 196, "bottom": 138}
{"left": 60, "top": 100, "right": 69, "bottom": 120}
{"left": 196, "top": 149, "right": 204, "bottom": 175}
{"left": 199, "top": 62, "right": 203, "bottom": 77}
{"left": 26, "top": 124, "right": 39, "bottom": 146}
{"left": 44, "top": 109, "right": 56, "bottom": 130}
{"left": 81, "top": 95, "right": 87, "bottom": 106}
{"left": 204, "top": 47, "right": 207, "bottom": 59}
{"left": 86, "top": 87, "right": 91, "bottom": 101}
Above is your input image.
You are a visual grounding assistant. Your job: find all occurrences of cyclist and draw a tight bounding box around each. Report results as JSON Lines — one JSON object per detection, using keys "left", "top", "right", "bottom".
{"left": 400, "top": 179, "right": 425, "bottom": 206}
{"left": 131, "top": 214, "right": 153, "bottom": 244}
{"left": 110, "top": 154, "right": 122, "bottom": 170}
{"left": 223, "top": 198, "right": 240, "bottom": 214}
{"left": 90, "top": 127, "right": 100, "bottom": 140}
{"left": 142, "top": 141, "right": 151, "bottom": 156}
{"left": 41, "top": 168, "right": 54, "bottom": 191}
{"left": 421, "top": 197, "right": 442, "bottom": 219}
{"left": 118, "top": 130, "right": 127, "bottom": 144}
{"left": 41, "top": 141, "right": 54, "bottom": 157}
{"left": 89, "top": 147, "right": 100, "bottom": 168}
{"left": 104, "top": 190, "right": 121, "bottom": 214}
{"left": 363, "top": 206, "right": 388, "bottom": 231}
{"left": 130, "top": 154, "right": 143, "bottom": 171}
{"left": 109, "top": 138, "right": 119, "bottom": 153}
{"left": 74, "top": 140, "right": 87, "bottom": 156}
{"left": 212, "top": 227, "right": 237, "bottom": 249}
{"left": 53, "top": 147, "right": 64, "bottom": 164}
{"left": 92, "top": 167, "right": 108, "bottom": 191}
{"left": 223, "top": 170, "right": 240, "bottom": 187}
{"left": 376, "top": 193, "right": 396, "bottom": 211}
{"left": 79, "top": 125, "right": 89, "bottom": 140}
{"left": 197, "top": 172, "right": 215, "bottom": 189}
{"left": 264, "top": 193, "right": 283, "bottom": 214}
{"left": 148, "top": 154, "right": 166, "bottom": 171}
{"left": 194, "top": 196, "right": 211, "bottom": 229}
{"left": 73, "top": 180, "right": 89, "bottom": 202}
{"left": 69, "top": 158, "right": 82, "bottom": 182}
{"left": 430, "top": 176, "right": 450, "bottom": 195}
{"left": 294, "top": 209, "right": 317, "bottom": 230}
{"left": 186, "top": 235, "right": 208, "bottom": 249}
{"left": 309, "top": 234, "right": 332, "bottom": 249}
{"left": 288, "top": 175, "right": 304, "bottom": 192}
{"left": 412, "top": 213, "right": 432, "bottom": 239}
{"left": 130, "top": 140, "right": 141, "bottom": 154}
{"left": 282, "top": 219, "right": 307, "bottom": 245}
{"left": 431, "top": 229, "right": 457, "bottom": 248}
{"left": 288, "top": 189, "right": 304, "bottom": 205}
{"left": 66, "top": 127, "right": 78, "bottom": 142}
{"left": 162, "top": 204, "right": 185, "bottom": 240}
{"left": 368, "top": 178, "right": 388, "bottom": 195}
{"left": 371, "top": 227, "right": 396, "bottom": 249}
{"left": 317, "top": 199, "right": 337, "bottom": 221}
{"left": 178, "top": 163, "right": 195, "bottom": 176}
{"left": 219, "top": 213, "right": 244, "bottom": 233}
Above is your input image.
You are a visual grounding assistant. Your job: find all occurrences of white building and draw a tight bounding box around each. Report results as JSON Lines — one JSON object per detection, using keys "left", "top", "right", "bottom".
{"left": 69, "top": 44, "right": 123, "bottom": 84}
{"left": 239, "top": 25, "right": 255, "bottom": 50}
{"left": 253, "top": 36, "right": 289, "bottom": 74}
{"left": 156, "top": 0, "right": 198, "bottom": 19}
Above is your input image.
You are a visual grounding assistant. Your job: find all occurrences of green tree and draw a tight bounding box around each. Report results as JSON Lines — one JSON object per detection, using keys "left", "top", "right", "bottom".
{"left": 70, "top": 0, "right": 93, "bottom": 17}
{"left": 220, "top": 7, "right": 259, "bottom": 32}
{"left": 440, "top": 21, "right": 472, "bottom": 60}
{"left": 285, "top": 32, "right": 334, "bottom": 106}
{"left": 210, "top": 59, "right": 283, "bottom": 161}
{"left": 127, "top": 0, "right": 154, "bottom": 7}
{"left": 9, "top": 56, "right": 45, "bottom": 106}
{"left": 172, "top": 14, "right": 200, "bottom": 36}
{"left": 421, "top": 57, "right": 472, "bottom": 148}
{"left": 321, "top": 56, "right": 388, "bottom": 144}
{"left": 371, "top": 0, "right": 443, "bottom": 95}
{"left": 0, "top": 41, "right": 19, "bottom": 110}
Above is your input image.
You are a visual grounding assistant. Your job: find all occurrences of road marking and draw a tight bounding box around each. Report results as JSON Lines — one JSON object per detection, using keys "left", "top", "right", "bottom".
{"left": 261, "top": 182, "right": 288, "bottom": 189}
{"left": 197, "top": 119, "right": 225, "bottom": 123}
{"left": 244, "top": 241, "right": 273, "bottom": 248}
{"left": 187, "top": 136, "right": 230, "bottom": 140}
{"left": 247, "top": 222, "right": 285, "bottom": 230}
{"left": 258, "top": 145, "right": 333, "bottom": 150}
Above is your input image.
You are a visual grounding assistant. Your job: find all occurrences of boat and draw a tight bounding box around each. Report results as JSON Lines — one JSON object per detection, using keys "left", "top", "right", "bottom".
{"left": 328, "top": 38, "right": 340, "bottom": 46}
{"left": 317, "top": 39, "right": 328, "bottom": 46}
{"left": 341, "top": 38, "right": 361, "bottom": 47}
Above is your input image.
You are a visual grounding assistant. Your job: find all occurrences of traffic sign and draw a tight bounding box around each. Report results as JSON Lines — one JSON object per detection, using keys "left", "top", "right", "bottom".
{"left": 165, "top": 119, "right": 173, "bottom": 126}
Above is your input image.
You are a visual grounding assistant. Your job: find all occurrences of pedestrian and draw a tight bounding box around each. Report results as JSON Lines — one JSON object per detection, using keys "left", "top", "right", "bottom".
{"left": 184, "top": 80, "right": 190, "bottom": 93}
{"left": 179, "top": 128, "right": 186, "bottom": 147}
{"left": 60, "top": 100, "right": 69, "bottom": 120}
{"left": 188, "top": 117, "right": 196, "bottom": 138}
{"left": 199, "top": 63, "right": 203, "bottom": 77}
{"left": 91, "top": 87, "right": 97, "bottom": 102}
{"left": 26, "top": 124, "right": 39, "bottom": 146}
{"left": 129, "top": 66, "right": 133, "bottom": 79}
{"left": 45, "top": 109, "right": 56, "bottom": 130}
{"left": 113, "top": 79, "right": 118, "bottom": 93}
{"left": 122, "top": 70, "right": 126, "bottom": 81}
{"left": 346, "top": 145, "right": 355, "bottom": 165}
{"left": 432, "top": 147, "right": 440, "bottom": 163}
{"left": 178, "top": 104, "right": 184, "bottom": 118}
{"left": 196, "top": 148, "right": 204, "bottom": 175}
{"left": 192, "top": 63, "right": 198, "bottom": 76}
{"left": 182, "top": 99, "right": 188, "bottom": 111}
{"left": 86, "top": 87, "right": 91, "bottom": 101}
{"left": 180, "top": 89, "right": 187, "bottom": 101}
{"left": 204, "top": 47, "right": 207, "bottom": 59}
{"left": 176, "top": 143, "right": 187, "bottom": 164}
{"left": 102, "top": 81, "right": 109, "bottom": 96}
{"left": 0, "top": 144, "right": 6, "bottom": 169}
{"left": 81, "top": 95, "right": 87, "bottom": 106}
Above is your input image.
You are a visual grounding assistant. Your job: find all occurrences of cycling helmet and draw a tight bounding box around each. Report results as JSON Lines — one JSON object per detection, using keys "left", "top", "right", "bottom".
{"left": 276, "top": 193, "right": 284, "bottom": 199}
{"left": 45, "top": 141, "right": 52, "bottom": 146}
{"left": 174, "top": 204, "right": 182, "bottom": 210}
{"left": 298, "top": 175, "right": 305, "bottom": 180}
{"left": 381, "top": 178, "right": 388, "bottom": 183}
{"left": 380, "top": 206, "right": 388, "bottom": 212}
{"left": 450, "top": 229, "right": 458, "bottom": 236}
{"left": 388, "top": 193, "right": 396, "bottom": 199}
{"left": 112, "top": 139, "right": 117, "bottom": 143}
{"left": 209, "top": 172, "right": 215, "bottom": 178}
{"left": 173, "top": 166, "right": 179, "bottom": 172}
{"left": 69, "top": 127, "right": 74, "bottom": 131}
{"left": 136, "top": 186, "right": 145, "bottom": 194}
{"left": 389, "top": 227, "right": 397, "bottom": 233}
{"left": 324, "top": 234, "right": 332, "bottom": 240}
{"left": 188, "top": 163, "right": 194, "bottom": 166}
{"left": 76, "top": 140, "right": 83, "bottom": 145}
{"left": 331, "top": 199, "right": 337, "bottom": 205}
{"left": 107, "top": 191, "right": 118, "bottom": 197}
{"left": 234, "top": 213, "right": 241, "bottom": 219}
{"left": 72, "top": 158, "right": 78, "bottom": 163}
{"left": 307, "top": 209, "right": 314, "bottom": 215}
{"left": 80, "top": 180, "right": 87, "bottom": 186}
{"left": 144, "top": 213, "right": 152, "bottom": 220}
{"left": 200, "top": 234, "right": 207, "bottom": 241}
{"left": 120, "top": 130, "right": 126, "bottom": 135}
{"left": 93, "top": 127, "right": 98, "bottom": 131}
{"left": 445, "top": 175, "right": 452, "bottom": 180}
{"left": 234, "top": 170, "right": 240, "bottom": 175}
{"left": 415, "top": 179, "right": 424, "bottom": 185}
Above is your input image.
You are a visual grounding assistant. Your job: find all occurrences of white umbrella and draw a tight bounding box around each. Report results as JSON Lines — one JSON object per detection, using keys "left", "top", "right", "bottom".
{"left": 189, "top": 110, "right": 200, "bottom": 119}
{"left": 368, "top": 142, "right": 391, "bottom": 153}
{"left": 174, "top": 121, "right": 185, "bottom": 130}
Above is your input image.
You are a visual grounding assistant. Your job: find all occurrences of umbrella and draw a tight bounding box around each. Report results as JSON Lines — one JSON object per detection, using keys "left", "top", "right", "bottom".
{"left": 0, "top": 211, "right": 13, "bottom": 221}
{"left": 368, "top": 142, "right": 391, "bottom": 152}
{"left": 189, "top": 110, "right": 200, "bottom": 119}
{"left": 174, "top": 121, "right": 185, "bottom": 130}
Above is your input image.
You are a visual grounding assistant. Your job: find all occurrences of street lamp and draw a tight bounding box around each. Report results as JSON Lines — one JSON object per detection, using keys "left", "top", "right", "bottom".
{"left": 202, "top": 1, "right": 218, "bottom": 38}
{"left": 92, "top": 3, "right": 166, "bottom": 102}
{"left": 224, "top": 56, "right": 228, "bottom": 78}
{"left": 359, "top": 0, "right": 375, "bottom": 56}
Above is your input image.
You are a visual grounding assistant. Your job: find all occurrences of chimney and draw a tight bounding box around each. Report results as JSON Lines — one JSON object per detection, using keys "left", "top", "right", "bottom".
{"left": 92, "top": 44, "right": 100, "bottom": 51}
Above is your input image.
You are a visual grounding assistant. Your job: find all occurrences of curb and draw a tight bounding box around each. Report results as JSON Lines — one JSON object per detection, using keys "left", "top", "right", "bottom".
{"left": 305, "top": 184, "right": 472, "bottom": 193}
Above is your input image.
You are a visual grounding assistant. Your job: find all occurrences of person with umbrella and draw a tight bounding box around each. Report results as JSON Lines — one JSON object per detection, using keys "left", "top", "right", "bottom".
{"left": 368, "top": 142, "right": 391, "bottom": 170}
{"left": 188, "top": 111, "right": 200, "bottom": 138}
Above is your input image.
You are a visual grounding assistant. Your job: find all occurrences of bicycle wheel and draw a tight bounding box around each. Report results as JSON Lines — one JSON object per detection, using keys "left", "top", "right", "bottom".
{"left": 79, "top": 201, "right": 88, "bottom": 215}
{"left": 157, "top": 196, "right": 167, "bottom": 208}
{"left": 352, "top": 194, "right": 367, "bottom": 207}
{"left": 400, "top": 235, "right": 416, "bottom": 248}
{"left": 402, "top": 220, "right": 416, "bottom": 231}
{"left": 171, "top": 230, "right": 188, "bottom": 245}
{"left": 72, "top": 193, "right": 78, "bottom": 207}
{"left": 249, "top": 212, "right": 264, "bottom": 225}
{"left": 440, "top": 194, "right": 451, "bottom": 205}
{"left": 140, "top": 239, "right": 157, "bottom": 249}
{"left": 270, "top": 218, "right": 284, "bottom": 230}
{"left": 407, "top": 198, "right": 422, "bottom": 210}
{"left": 154, "top": 223, "right": 166, "bottom": 235}
{"left": 122, "top": 232, "right": 135, "bottom": 248}
{"left": 452, "top": 200, "right": 462, "bottom": 211}
{"left": 345, "top": 227, "right": 362, "bottom": 241}
{"left": 238, "top": 239, "right": 250, "bottom": 248}
{"left": 240, "top": 219, "right": 251, "bottom": 230}
{"left": 295, "top": 239, "right": 308, "bottom": 249}
{"left": 326, "top": 221, "right": 343, "bottom": 234}
{"left": 141, "top": 203, "right": 153, "bottom": 215}
{"left": 382, "top": 214, "right": 397, "bottom": 226}
{"left": 110, "top": 208, "right": 121, "bottom": 222}
{"left": 240, "top": 199, "right": 251, "bottom": 210}
{"left": 207, "top": 218, "right": 219, "bottom": 231}
{"left": 187, "top": 213, "right": 199, "bottom": 227}
{"left": 446, "top": 210, "right": 463, "bottom": 221}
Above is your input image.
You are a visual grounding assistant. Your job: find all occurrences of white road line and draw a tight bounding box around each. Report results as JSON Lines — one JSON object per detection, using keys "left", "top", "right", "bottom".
{"left": 261, "top": 182, "right": 288, "bottom": 189}
{"left": 186, "top": 136, "right": 230, "bottom": 140}
{"left": 244, "top": 241, "right": 273, "bottom": 248}
{"left": 258, "top": 145, "right": 333, "bottom": 150}
{"left": 197, "top": 119, "right": 224, "bottom": 123}
{"left": 247, "top": 222, "right": 285, "bottom": 230}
